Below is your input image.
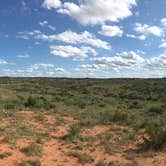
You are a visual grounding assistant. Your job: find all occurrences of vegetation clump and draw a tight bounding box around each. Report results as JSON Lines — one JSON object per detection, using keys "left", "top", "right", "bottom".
{"left": 21, "top": 143, "right": 42, "bottom": 156}
{"left": 141, "top": 125, "right": 166, "bottom": 151}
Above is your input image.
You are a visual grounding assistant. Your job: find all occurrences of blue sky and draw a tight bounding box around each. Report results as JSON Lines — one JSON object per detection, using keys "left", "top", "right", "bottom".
{"left": 0, "top": 0, "right": 166, "bottom": 78}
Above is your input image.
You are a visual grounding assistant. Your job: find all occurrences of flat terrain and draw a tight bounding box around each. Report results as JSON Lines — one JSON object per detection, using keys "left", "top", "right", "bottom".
{"left": 0, "top": 78, "right": 166, "bottom": 166}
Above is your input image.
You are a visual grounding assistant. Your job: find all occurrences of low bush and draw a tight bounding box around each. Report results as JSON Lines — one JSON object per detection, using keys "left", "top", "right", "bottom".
{"left": 147, "top": 106, "right": 164, "bottom": 115}
{"left": 25, "top": 96, "right": 54, "bottom": 109}
{"left": 62, "top": 123, "right": 81, "bottom": 142}
{"left": 68, "top": 151, "right": 94, "bottom": 164}
{"left": 141, "top": 125, "right": 166, "bottom": 151}
{"left": 17, "top": 159, "right": 41, "bottom": 166}
{"left": 21, "top": 143, "right": 42, "bottom": 156}
{"left": 0, "top": 152, "right": 12, "bottom": 159}
{"left": 95, "top": 160, "right": 107, "bottom": 166}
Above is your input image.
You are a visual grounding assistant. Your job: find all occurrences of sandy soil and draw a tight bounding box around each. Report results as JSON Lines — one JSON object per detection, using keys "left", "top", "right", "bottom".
{"left": 0, "top": 110, "right": 166, "bottom": 166}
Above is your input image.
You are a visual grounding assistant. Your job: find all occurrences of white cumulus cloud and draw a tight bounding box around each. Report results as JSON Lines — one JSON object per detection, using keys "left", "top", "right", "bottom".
{"left": 42, "top": 0, "right": 62, "bottom": 9}
{"left": 135, "top": 23, "right": 163, "bottom": 37}
{"left": 18, "top": 30, "right": 111, "bottom": 50}
{"left": 43, "top": 0, "right": 137, "bottom": 25}
{"left": 126, "top": 34, "right": 146, "bottom": 40}
{"left": 148, "top": 54, "right": 166, "bottom": 69}
{"left": 50, "top": 45, "right": 97, "bottom": 60}
{"left": 161, "top": 18, "right": 166, "bottom": 27}
{"left": 92, "top": 51, "right": 144, "bottom": 70}
{"left": 159, "top": 42, "right": 166, "bottom": 48}
{"left": 99, "top": 25, "right": 123, "bottom": 37}
{"left": 0, "top": 59, "right": 8, "bottom": 65}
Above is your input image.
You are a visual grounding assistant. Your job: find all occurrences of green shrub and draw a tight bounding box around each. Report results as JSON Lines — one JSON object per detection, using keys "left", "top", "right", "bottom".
{"left": 62, "top": 123, "right": 81, "bottom": 141}
{"left": 16, "top": 124, "right": 34, "bottom": 137}
{"left": 100, "top": 111, "right": 113, "bottom": 125}
{"left": 129, "top": 114, "right": 145, "bottom": 129}
{"left": 17, "top": 159, "right": 41, "bottom": 166}
{"left": 147, "top": 106, "right": 164, "bottom": 115}
{"left": 35, "top": 113, "right": 46, "bottom": 121}
{"left": 0, "top": 152, "right": 12, "bottom": 159}
{"left": 129, "top": 101, "right": 142, "bottom": 109}
{"left": 77, "top": 101, "right": 86, "bottom": 109}
{"left": 21, "top": 143, "right": 42, "bottom": 156}
{"left": 25, "top": 96, "right": 53, "bottom": 109}
{"left": 112, "top": 111, "right": 129, "bottom": 124}
{"left": 25, "top": 96, "right": 36, "bottom": 107}
{"left": 95, "top": 160, "right": 107, "bottom": 166}
{"left": 141, "top": 125, "right": 166, "bottom": 151}
{"left": 0, "top": 109, "right": 14, "bottom": 117}
{"left": 68, "top": 151, "right": 94, "bottom": 164}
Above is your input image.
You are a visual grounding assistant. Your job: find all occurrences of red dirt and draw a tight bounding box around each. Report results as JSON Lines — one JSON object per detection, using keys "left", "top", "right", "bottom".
{"left": 0, "top": 111, "right": 166, "bottom": 166}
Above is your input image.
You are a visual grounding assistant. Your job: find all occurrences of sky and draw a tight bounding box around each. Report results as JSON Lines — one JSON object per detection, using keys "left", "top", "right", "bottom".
{"left": 0, "top": 0, "right": 166, "bottom": 78}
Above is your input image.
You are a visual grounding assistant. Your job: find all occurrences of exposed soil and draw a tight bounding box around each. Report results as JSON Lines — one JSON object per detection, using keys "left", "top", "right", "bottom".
{"left": 0, "top": 110, "right": 166, "bottom": 166}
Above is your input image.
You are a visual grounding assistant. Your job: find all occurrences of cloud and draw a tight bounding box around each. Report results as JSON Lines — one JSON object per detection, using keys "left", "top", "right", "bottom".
{"left": 39, "top": 21, "right": 48, "bottom": 26}
{"left": 16, "top": 54, "right": 30, "bottom": 58}
{"left": 55, "top": 67, "right": 65, "bottom": 72}
{"left": 30, "top": 63, "right": 55, "bottom": 70}
{"left": 43, "top": 0, "right": 136, "bottom": 25}
{"left": 126, "top": 34, "right": 146, "bottom": 40}
{"left": 34, "top": 42, "right": 41, "bottom": 45}
{"left": 92, "top": 51, "right": 144, "bottom": 70}
{"left": 39, "top": 21, "right": 56, "bottom": 31}
{"left": 148, "top": 54, "right": 166, "bottom": 69}
{"left": 135, "top": 23, "right": 163, "bottom": 37}
{"left": 42, "top": 0, "right": 62, "bottom": 9}
{"left": 76, "top": 64, "right": 108, "bottom": 71}
{"left": 99, "top": 25, "right": 123, "bottom": 37}
{"left": 159, "top": 42, "right": 166, "bottom": 48}
{"left": 18, "top": 30, "right": 111, "bottom": 49}
{"left": 161, "top": 18, "right": 166, "bottom": 27}
{"left": 1, "top": 64, "right": 66, "bottom": 77}
{"left": 0, "top": 59, "right": 8, "bottom": 65}
{"left": 50, "top": 45, "right": 97, "bottom": 60}
{"left": 18, "top": 30, "right": 41, "bottom": 40}
{"left": 21, "top": 0, "right": 31, "bottom": 13}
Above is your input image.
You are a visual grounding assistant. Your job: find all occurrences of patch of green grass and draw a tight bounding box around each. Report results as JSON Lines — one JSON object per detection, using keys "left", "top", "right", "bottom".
{"left": 98, "top": 132, "right": 114, "bottom": 154}
{"left": 21, "top": 143, "right": 42, "bottom": 156}
{"left": 16, "top": 159, "right": 41, "bottom": 166}
{"left": 35, "top": 113, "right": 46, "bottom": 122}
{"left": 0, "top": 109, "right": 14, "bottom": 117}
{"left": 0, "top": 152, "right": 12, "bottom": 159}
{"left": 2, "top": 133, "right": 16, "bottom": 144}
{"left": 124, "top": 162, "right": 138, "bottom": 166}
{"left": 124, "top": 131, "right": 136, "bottom": 143}
{"left": 62, "top": 123, "right": 81, "bottom": 142}
{"left": 67, "top": 151, "right": 94, "bottom": 164}
{"left": 95, "top": 160, "right": 107, "bottom": 166}
{"left": 16, "top": 124, "right": 34, "bottom": 138}
{"left": 147, "top": 105, "right": 165, "bottom": 115}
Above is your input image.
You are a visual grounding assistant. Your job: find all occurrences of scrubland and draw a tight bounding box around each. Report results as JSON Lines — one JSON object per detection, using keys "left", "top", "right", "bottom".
{"left": 0, "top": 78, "right": 166, "bottom": 166}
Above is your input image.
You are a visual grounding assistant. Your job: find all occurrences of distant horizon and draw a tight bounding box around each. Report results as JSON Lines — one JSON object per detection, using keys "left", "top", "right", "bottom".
{"left": 0, "top": 0, "right": 166, "bottom": 78}
{"left": 0, "top": 76, "right": 165, "bottom": 80}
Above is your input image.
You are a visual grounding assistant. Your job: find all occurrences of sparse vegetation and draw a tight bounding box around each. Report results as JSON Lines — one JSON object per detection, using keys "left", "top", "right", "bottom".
{"left": 0, "top": 78, "right": 166, "bottom": 165}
